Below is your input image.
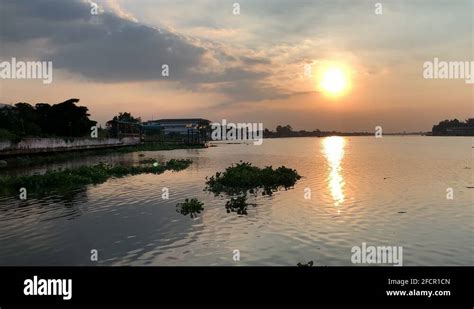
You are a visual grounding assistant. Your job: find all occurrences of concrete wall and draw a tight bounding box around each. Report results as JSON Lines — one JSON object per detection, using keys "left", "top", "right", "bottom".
{"left": 0, "top": 137, "right": 140, "bottom": 156}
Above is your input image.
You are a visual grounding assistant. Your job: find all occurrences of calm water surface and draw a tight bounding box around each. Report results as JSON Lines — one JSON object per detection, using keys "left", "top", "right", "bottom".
{"left": 0, "top": 137, "right": 472, "bottom": 265}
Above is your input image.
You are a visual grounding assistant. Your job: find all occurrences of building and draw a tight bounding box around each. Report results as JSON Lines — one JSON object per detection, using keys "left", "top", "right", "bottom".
{"left": 142, "top": 118, "right": 211, "bottom": 143}
{"left": 106, "top": 120, "right": 143, "bottom": 139}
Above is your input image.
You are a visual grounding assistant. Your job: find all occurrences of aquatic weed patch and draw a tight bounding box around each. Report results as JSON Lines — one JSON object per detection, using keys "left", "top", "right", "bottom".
{"left": 225, "top": 195, "right": 257, "bottom": 215}
{"left": 0, "top": 159, "right": 192, "bottom": 195}
{"left": 165, "top": 159, "right": 193, "bottom": 171}
{"left": 138, "top": 158, "right": 192, "bottom": 171}
{"left": 176, "top": 198, "right": 204, "bottom": 218}
{"left": 205, "top": 162, "right": 301, "bottom": 215}
{"left": 205, "top": 162, "right": 301, "bottom": 196}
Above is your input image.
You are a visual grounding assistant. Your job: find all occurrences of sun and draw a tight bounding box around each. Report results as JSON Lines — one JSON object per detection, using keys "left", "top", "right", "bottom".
{"left": 319, "top": 66, "right": 349, "bottom": 96}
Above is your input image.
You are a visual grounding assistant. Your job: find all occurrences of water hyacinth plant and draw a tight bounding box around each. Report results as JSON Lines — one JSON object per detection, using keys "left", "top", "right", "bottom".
{"left": 205, "top": 162, "right": 301, "bottom": 196}
{"left": 225, "top": 195, "right": 256, "bottom": 215}
{"left": 176, "top": 198, "right": 204, "bottom": 218}
{"left": 205, "top": 162, "right": 301, "bottom": 215}
{"left": 0, "top": 159, "right": 192, "bottom": 195}
{"left": 139, "top": 158, "right": 157, "bottom": 164}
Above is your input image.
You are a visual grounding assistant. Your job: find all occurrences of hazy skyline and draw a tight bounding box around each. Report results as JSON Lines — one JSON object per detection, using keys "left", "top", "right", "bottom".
{"left": 0, "top": 0, "right": 472, "bottom": 132}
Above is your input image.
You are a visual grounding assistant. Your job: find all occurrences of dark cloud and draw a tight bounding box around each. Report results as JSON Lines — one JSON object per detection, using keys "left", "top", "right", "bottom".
{"left": 0, "top": 0, "right": 90, "bottom": 42}
{"left": 0, "top": 0, "right": 300, "bottom": 103}
{"left": 52, "top": 15, "right": 207, "bottom": 82}
{"left": 0, "top": 0, "right": 206, "bottom": 81}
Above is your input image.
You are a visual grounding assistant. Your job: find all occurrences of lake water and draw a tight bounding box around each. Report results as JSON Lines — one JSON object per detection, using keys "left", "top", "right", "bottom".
{"left": 0, "top": 137, "right": 472, "bottom": 266}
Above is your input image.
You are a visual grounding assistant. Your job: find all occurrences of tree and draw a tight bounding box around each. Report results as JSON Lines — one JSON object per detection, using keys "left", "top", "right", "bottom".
{"left": 432, "top": 119, "right": 464, "bottom": 134}
{"left": 0, "top": 98, "right": 96, "bottom": 138}
{"left": 263, "top": 128, "right": 271, "bottom": 138}
{"left": 48, "top": 98, "right": 96, "bottom": 137}
{"left": 113, "top": 112, "right": 141, "bottom": 123}
{"left": 13, "top": 103, "right": 41, "bottom": 136}
{"left": 276, "top": 124, "right": 293, "bottom": 136}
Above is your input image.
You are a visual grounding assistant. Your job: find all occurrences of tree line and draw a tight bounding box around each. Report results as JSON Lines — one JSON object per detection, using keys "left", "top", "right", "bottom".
{"left": 263, "top": 124, "right": 373, "bottom": 138}
{"left": 0, "top": 98, "right": 96, "bottom": 140}
{"left": 432, "top": 118, "right": 474, "bottom": 135}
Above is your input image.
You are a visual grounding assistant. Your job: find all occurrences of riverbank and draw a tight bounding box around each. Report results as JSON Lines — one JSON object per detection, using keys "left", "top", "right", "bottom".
{"left": 0, "top": 137, "right": 142, "bottom": 156}
{"left": 0, "top": 142, "right": 206, "bottom": 170}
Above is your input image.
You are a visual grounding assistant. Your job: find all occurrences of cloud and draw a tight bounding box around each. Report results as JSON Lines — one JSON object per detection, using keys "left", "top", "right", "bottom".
{"left": 0, "top": 0, "right": 208, "bottom": 82}
{"left": 214, "top": 80, "right": 311, "bottom": 104}
{"left": 104, "top": 0, "right": 137, "bottom": 22}
{"left": 0, "top": 0, "right": 289, "bottom": 103}
{"left": 240, "top": 56, "right": 271, "bottom": 66}
{"left": 51, "top": 14, "right": 207, "bottom": 82}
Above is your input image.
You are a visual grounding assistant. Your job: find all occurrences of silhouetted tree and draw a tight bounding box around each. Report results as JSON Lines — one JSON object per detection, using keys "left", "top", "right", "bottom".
{"left": 263, "top": 128, "right": 271, "bottom": 138}
{"left": 13, "top": 103, "right": 42, "bottom": 136}
{"left": 112, "top": 112, "right": 141, "bottom": 123}
{"left": 276, "top": 124, "right": 293, "bottom": 136}
{"left": 432, "top": 119, "right": 466, "bottom": 134}
{"left": 0, "top": 98, "right": 96, "bottom": 138}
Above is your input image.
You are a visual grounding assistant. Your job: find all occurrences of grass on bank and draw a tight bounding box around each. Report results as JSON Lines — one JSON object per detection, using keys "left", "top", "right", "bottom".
{"left": 0, "top": 159, "right": 192, "bottom": 195}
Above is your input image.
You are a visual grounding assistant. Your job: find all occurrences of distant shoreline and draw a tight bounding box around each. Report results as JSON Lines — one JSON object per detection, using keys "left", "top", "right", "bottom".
{"left": 261, "top": 133, "right": 474, "bottom": 138}
{"left": 262, "top": 133, "right": 426, "bottom": 138}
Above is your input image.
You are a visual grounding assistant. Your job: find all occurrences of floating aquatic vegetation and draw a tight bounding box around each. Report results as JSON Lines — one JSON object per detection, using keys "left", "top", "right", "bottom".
{"left": 297, "top": 261, "right": 314, "bottom": 267}
{"left": 0, "top": 159, "right": 192, "bottom": 195}
{"left": 225, "top": 195, "right": 255, "bottom": 215}
{"left": 205, "top": 162, "right": 301, "bottom": 215}
{"left": 139, "top": 158, "right": 156, "bottom": 164}
{"left": 176, "top": 198, "right": 204, "bottom": 218}
{"left": 205, "top": 162, "right": 301, "bottom": 196}
{"left": 165, "top": 159, "right": 193, "bottom": 171}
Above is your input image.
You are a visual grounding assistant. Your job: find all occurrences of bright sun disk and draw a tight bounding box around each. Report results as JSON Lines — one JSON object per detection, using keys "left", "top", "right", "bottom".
{"left": 320, "top": 67, "right": 348, "bottom": 96}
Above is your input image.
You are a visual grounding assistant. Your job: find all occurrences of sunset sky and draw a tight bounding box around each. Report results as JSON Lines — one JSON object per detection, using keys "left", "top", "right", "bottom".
{"left": 0, "top": 0, "right": 472, "bottom": 132}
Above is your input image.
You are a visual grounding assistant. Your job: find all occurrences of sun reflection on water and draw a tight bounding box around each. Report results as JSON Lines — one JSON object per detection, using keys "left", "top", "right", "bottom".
{"left": 322, "top": 136, "right": 346, "bottom": 207}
